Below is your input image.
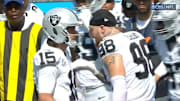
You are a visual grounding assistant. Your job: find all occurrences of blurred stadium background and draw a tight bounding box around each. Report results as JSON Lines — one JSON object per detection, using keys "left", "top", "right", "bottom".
{"left": 30, "top": 0, "right": 73, "bottom": 2}
{"left": 29, "top": 0, "right": 121, "bottom": 2}
{"left": 33, "top": 0, "right": 74, "bottom": 13}
{"left": 28, "top": 0, "right": 122, "bottom": 13}
{"left": 0, "top": 0, "right": 122, "bottom": 13}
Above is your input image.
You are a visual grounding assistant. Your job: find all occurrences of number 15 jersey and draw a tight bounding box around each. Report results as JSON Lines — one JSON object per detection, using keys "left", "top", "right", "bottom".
{"left": 33, "top": 43, "right": 71, "bottom": 101}
{"left": 98, "top": 31, "right": 156, "bottom": 101}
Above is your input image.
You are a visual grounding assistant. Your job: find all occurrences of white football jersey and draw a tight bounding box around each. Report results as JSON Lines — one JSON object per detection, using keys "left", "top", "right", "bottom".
{"left": 25, "top": 3, "right": 44, "bottom": 25}
{"left": 98, "top": 31, "right": 156, "bottom": 101}
{"left": 74, "top": 8, "right": 104, "bottom": 88}
{"left": 109, "top": 2, "right": 123, "bottom": 28}
{"left": 110, "top": 2, "right": 133, "bottom": 30}
{"left": 75, "top": 61, "right": 105, "bottom": 88}
{"left": 156, "top": 35, "right": 180, "bottom": 100}
{"left": 33, "top": 44, "right": 71, "bottom": 101}
{"left": 0, "top": 13, "right": 6, "bottom": 21}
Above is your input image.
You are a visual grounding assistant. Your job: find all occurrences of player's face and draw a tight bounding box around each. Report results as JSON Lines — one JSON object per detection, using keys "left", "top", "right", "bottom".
{"left": 101, "top": 2, "right": 115, "bottom": 10}
{"left": 89, "top": 26, "right": 97, "bottom": 38}
{"left": 74, "top": 0, "right": 91, "bottom": 7}
{"left": 67, "top": 26, "right": 79, "bottom": 41}
{"left": 152, "top": 21, "right": 165, "bottom": 30}
{"left": 122, "top": 8, "right": 136, "bottom": 18}
{"left": 89, "top": 26, "right": 103, "bottom": 42}
{"left": 133, "top": 0, "right": 152, "bottom": 14}
{"left": 152, "top": 20, "right": 173, "bottom": 39}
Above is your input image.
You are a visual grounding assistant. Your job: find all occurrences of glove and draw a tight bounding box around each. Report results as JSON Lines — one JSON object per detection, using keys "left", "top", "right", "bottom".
{"left": 70, "top": 58, "right": 100, "bottom": 75}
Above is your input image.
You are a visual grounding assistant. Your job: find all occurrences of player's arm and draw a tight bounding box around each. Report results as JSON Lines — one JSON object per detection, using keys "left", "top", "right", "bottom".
{"left": 154, "top": 61, "right": 167, "bottom": 82}
{"left": 37, "top": 66, "right": 58, "bottom": 101}
{"left": 150, "top": 52, "right": 167, "bottom": 82}
{"left": 39, "top": 93, "right": 55, "bottom": 101}
{"left": 33, "top": 51, "right": 58, "bottom": 101}
{"left": 33, "top": 65, "right": 55, "bottom": 101}
{"left": 103, "top": 53, "right": 127, "bottom": 101}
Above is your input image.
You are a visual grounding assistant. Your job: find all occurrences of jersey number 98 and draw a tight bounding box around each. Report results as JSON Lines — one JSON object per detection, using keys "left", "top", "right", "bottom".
{"left": 98, "top": 39, "right": 115, "bottom": 57}
{"left": 130, "top": 39, "right": 154, "bottom": 79}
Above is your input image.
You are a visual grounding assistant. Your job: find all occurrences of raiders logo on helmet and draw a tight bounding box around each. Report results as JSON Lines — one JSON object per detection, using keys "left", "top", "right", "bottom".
{"left": 49, "top": 15, "right": 61, "bottom": 26}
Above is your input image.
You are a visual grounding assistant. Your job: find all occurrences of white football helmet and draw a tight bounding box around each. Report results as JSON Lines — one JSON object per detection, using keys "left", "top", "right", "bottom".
{"left": 74, "top": 0, "right": 106, "bottom": 13}
{"left": 43, "top": 7, "right": 83, "bottom": 47}
{"left": 152, "top": 0, "right": 180, "bottom": 40}
{"left": 164, "top": 44, "right": 180, "bottom": 64}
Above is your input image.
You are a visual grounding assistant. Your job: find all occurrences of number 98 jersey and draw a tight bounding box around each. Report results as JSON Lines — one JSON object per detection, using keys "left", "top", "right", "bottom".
{"left": 33, "top": 44, "right": 71, "bottom": 101}
{"left": 98, "top": 31, "right": 156, "bottom": 101}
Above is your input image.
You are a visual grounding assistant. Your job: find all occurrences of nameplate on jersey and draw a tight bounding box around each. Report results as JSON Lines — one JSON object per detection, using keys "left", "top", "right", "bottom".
{"left": 124, "top": 32, "right": 140, "bottom": 40}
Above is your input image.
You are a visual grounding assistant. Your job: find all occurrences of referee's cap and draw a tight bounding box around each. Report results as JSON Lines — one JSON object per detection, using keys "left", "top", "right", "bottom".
{"left": 90, "top": 9, "right": 117, "bottom": 27}
{"left": 4, "top": 0, "right": 24, "bottom": 6}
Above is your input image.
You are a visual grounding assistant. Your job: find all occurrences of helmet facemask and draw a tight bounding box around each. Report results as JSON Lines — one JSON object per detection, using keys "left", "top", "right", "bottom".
{"left": 152, "top": 18, "right": 177, "bottom": 40}
{"left": 64, "top": 26, "right": 82, "bottom": 48}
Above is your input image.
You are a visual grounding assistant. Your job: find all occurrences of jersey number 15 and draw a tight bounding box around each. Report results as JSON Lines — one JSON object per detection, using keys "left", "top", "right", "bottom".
{"left": 39, "top": 51, "right": 56, "bottom": 65}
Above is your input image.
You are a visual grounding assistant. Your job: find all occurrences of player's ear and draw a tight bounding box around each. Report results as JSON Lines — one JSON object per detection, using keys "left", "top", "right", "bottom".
{"left": 100, "top": 25, "right": 107, "bottom": 38}
{"left": 100, "top": 25, "right": 105, "bottom": 33}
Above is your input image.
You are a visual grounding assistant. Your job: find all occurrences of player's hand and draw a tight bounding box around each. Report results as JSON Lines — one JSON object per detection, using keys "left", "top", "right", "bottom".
{"left": 71, "top": 58, "right": 100, "bottom": 75}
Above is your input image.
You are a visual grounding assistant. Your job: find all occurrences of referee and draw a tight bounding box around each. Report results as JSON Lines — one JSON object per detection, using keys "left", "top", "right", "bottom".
{"left": 0, "top": 0, "right": 44, "bottom": 100}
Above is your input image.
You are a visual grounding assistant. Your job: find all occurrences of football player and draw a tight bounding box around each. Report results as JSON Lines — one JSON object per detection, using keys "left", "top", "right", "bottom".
{"left": 131, "top": 0, "right": 168, "bottom": 83}
{"left": 24, "top": 0, "right": 44, "bottom": 25}
{"left": 89, "top": 9, "right": 156, "bottom": 101}
{"left": 33, "top": 7, "right": 82, "bottom": 101}
{"left": 152, "top": 0, "right": 180, "bottom": 100}
{"left": 71, "top": 0, "right": 113, "bottom": 101}
{"left": 74, "top": 0, "right": 100, "bottom": 60}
